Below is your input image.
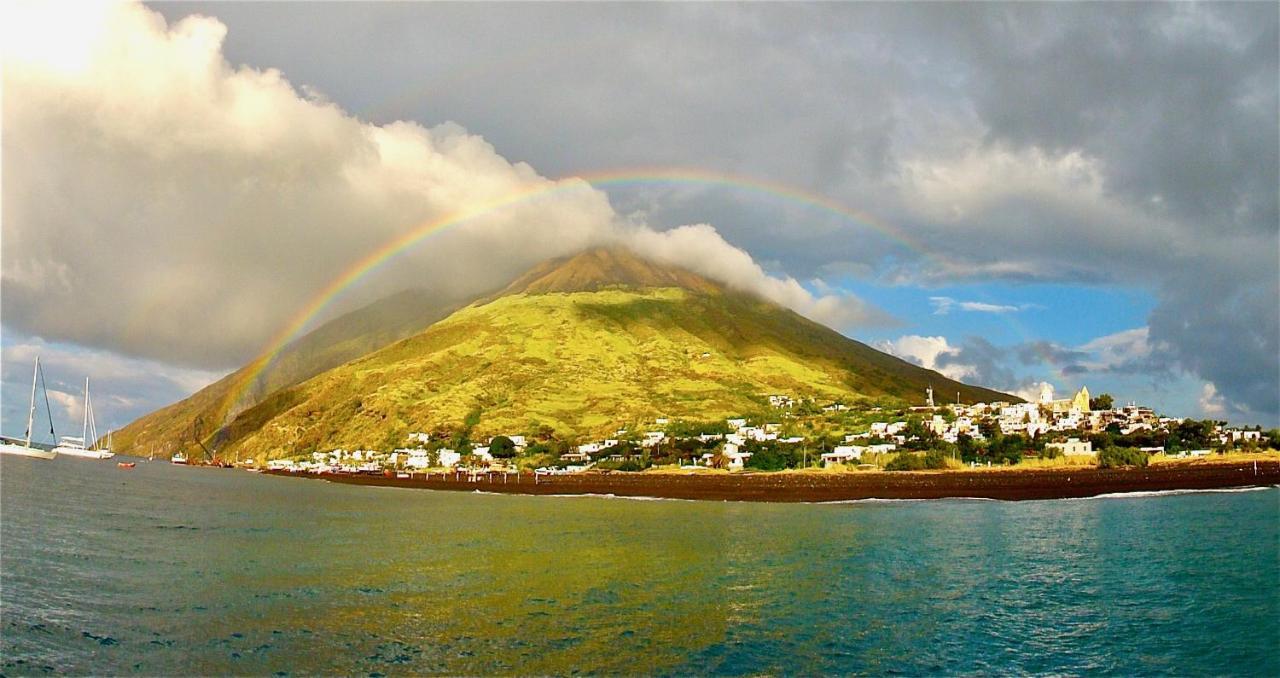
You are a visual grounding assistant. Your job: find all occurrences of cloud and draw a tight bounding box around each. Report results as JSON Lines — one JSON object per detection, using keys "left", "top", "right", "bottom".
{"left": 1, "top": 331, "right": 223, "bottom": 436}
{"left": 622, "top": 224, "right": 896, "bottom": 329}
{"left": 4, "top": 1, "right": 1276, "bottom": 423}
{"left": 1199, "top": 383, "right": 1227, "bottom": 419}
{"left": 1, "top": 1, "right": 884, "bottom": 372}
{"left": 875, "top": 335, "right": 973, "bottom": 382}
{"left": 879, "top": 327, "right": 1183, "bottom": 403}
{"left": 45, "top": 389, "right": 82, "bottom": 428}
{"left": 1012, "top": 381, "right": 1055, "bottom": 404}
{"left": 1015, "top": 341, "right": 1089, "bottom": 368}
{"left": 929, "top": 296, "right": 1034, "bottom": 315}
{"left": 933, "top": 336, "right": 1022, "bottom": 391}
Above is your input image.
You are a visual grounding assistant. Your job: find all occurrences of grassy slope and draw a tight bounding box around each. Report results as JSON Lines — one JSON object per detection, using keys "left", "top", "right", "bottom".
{"left": 221, "top": 285, "right": 1012, "bottom": 460}
{"left": 110, "top": 288, "right": 468, "bottom": 457}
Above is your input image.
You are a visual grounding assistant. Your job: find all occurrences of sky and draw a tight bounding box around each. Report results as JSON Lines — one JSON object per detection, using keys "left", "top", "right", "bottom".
{"left": 2, "top": 1, "right": 1277, "bottom": 439}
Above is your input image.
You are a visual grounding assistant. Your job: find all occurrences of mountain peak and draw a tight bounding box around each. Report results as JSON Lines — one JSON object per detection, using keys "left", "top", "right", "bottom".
{"left": 498, "top": 246, "right": 723, "bottom": 296}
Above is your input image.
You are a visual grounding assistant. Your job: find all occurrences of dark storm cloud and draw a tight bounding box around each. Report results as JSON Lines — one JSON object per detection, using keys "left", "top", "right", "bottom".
{"left": 4, "top": 2, "right": 881, "bottom": 371}
{"left": 15, "top": 2, "right": 1279, "bottom": 419}
{"left": 1015, "top": 342, "right": 1089, "bottom": 368}
{"left": 936, "top": 337, "right": 1020, "bottom": 392}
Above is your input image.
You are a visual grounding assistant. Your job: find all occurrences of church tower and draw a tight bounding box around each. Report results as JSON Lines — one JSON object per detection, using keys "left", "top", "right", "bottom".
{"left": 1073, "top": 386, "right": 1091, "bottom": 413}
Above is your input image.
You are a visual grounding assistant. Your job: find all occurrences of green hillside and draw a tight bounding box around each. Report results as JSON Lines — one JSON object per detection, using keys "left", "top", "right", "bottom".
{"left": 111, "top": 288, "right": 470, "bottom": 458}
{"left": 205, "top": 248, "right": 1012, "bottom": 460}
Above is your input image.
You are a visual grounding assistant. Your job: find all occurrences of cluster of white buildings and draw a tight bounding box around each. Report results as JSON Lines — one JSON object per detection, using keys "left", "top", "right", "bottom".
{"left": 270, "top": 432, "right": 535, "bottom": 473}
{"left": 266, "top": 384, "right": 1267, "bottom": 474}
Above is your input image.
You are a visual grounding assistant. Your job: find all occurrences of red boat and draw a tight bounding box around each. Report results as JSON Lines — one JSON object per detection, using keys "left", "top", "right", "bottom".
{"left": 117, "top": 462, "right": 136, "bottom": 469}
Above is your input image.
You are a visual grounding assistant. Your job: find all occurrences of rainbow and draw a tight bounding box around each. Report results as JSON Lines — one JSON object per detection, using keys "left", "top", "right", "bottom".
{"left": 217, "top": 167, "right": 966, "bottom": 421}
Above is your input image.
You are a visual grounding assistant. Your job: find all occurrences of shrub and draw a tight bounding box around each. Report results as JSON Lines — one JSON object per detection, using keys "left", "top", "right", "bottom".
{"left": 1098, "top": 446, "right": 1149, "bottom": 469}
{"left": 885, "top": 452, "right": 922, "bottom": 471}
{"left": 922, "top": 448, "right": 949, "bottom": 469}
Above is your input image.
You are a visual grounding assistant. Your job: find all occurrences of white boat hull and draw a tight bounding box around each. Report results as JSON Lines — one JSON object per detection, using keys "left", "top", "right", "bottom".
{"left": 0, "top": 443, "right": 57, "bottom": 460}
{"left": 54, "top": 446, "right": 115, "bottom": 459}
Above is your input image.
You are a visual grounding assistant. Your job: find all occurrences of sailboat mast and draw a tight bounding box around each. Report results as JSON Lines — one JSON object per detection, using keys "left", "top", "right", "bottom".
{"left": 82, "top": 377, "right": 90, "bottom": 448}
{"left": 25, "top": 357, "right": 39, "bottom": 448}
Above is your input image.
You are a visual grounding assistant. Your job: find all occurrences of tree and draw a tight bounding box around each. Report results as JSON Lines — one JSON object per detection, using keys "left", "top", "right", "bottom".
{"left": 904, "top": 416, "right": 937, "bottom": 451}
{"left": 1089, "top": 393, "right": 1115, "bottom": 411}
{"left": 988, "top": 434, "right": 1025, "bottom": 465}
{"left": 957, "top": 433, "right": 981, "bottom": 464}
{"left": 1170, "top": 419, "right": 1215, "bottom": 451}
{"left": 489, "top": 435, "right": 517, "bottom": 459}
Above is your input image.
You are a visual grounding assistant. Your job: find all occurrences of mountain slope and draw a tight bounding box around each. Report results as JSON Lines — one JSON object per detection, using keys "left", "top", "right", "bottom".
{"left": 111, "top": 288, "right": 473, "bottom": 457}
{"left": 207, "top": 248, "right": 1013, "bottom": 459}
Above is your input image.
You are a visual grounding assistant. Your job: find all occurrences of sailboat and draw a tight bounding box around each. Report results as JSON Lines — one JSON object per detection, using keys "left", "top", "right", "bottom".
{"left": 0, "top": 357, "right": 58, "bottom": 460}
{"left": 54, "top": 377, "right": 115, "bottom": 459}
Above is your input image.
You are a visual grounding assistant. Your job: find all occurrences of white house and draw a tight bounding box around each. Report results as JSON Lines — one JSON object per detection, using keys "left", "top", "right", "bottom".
{"left": 870, "top": 421, "right": 907, "bottom": 437}
{"left": 704, "top": 442, "right": 753, "bottom": 470}
{"left": 1222, "top": 429, "right": 1262, "bottom": 443}
{"left": 405, "top": 449, "right": 433, "bottom": 469}
{"left": 822, "top": 445, "right": 862, "bottom": 467}
{"left": 722, "top": 442, "right": 752, "bottom": 470}
{"left": 768, "top": 395, "right": 795, "bottom": 408}
{"left": 1045, "top": 438, "right": 1093, "bottom": 456}
{"left": 437, "top": 449, "right": 460, "bottom": 468}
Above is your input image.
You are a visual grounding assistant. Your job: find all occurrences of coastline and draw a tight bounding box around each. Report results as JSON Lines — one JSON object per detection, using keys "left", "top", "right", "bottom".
{"left": 262, "top": 459, "right": 1280, "bottom": 502}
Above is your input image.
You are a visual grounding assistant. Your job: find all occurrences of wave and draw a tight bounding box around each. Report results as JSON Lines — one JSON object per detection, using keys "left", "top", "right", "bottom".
{"left": 477, "top": 490, "right": 696, "bottom": 502}
{"left": 1070, "top": 485, "right": 1279, "bottom": 501}
{"left": 812, "top": 496, "right": 1000, "bottom": 505}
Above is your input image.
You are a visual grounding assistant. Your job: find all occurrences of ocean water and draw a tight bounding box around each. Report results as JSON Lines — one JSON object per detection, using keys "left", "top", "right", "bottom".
{"left": 2, "top": 456, "right": 1277, "bottom": 676}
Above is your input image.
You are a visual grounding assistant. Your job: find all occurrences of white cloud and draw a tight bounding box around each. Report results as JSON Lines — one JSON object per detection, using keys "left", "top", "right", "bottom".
{"left": 929, "top": 296, "right": 1028, "bottom": 315}
{"left": 45, "top": 389, "right": 83, "bottom": 427}
{"left": 622, "top": 224, "right": 894, "bottom": 329}
{"left": 875, "top": 335, "right": 975, "bottom": 381}
{"left": 1012, "top": 381, "right": 1054, "bottom": 403}
{"left": 1199, "top": 382, "right": 1227, "bottom": 419}
{"left": 1, "top": 0, "right": 884, "bottom": 371}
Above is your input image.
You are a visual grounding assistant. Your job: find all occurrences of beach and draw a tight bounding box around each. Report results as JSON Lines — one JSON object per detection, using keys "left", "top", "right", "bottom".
{"left": 263, "top": 458, "right": 1280, "bottom": 502}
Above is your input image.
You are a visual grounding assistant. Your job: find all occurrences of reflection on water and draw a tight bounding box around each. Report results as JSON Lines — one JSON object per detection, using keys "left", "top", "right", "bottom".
{"left": 2, "top": 456, "right": 1277, "bottom": 675}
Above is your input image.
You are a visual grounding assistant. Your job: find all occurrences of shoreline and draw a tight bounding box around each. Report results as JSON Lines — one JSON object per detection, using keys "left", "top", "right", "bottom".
{"left": 262, "top": 460, "right": 1280, "bottom": 502}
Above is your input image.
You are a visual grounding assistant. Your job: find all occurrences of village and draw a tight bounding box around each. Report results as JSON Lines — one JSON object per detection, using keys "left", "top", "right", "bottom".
{"left": 261, "top": 383, "right": 1276, "bottom": 477}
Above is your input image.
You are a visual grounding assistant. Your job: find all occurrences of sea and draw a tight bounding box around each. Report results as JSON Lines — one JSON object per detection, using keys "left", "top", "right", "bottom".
{"left": 2, "top": 455, "right": 1277, "bottom": 676}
